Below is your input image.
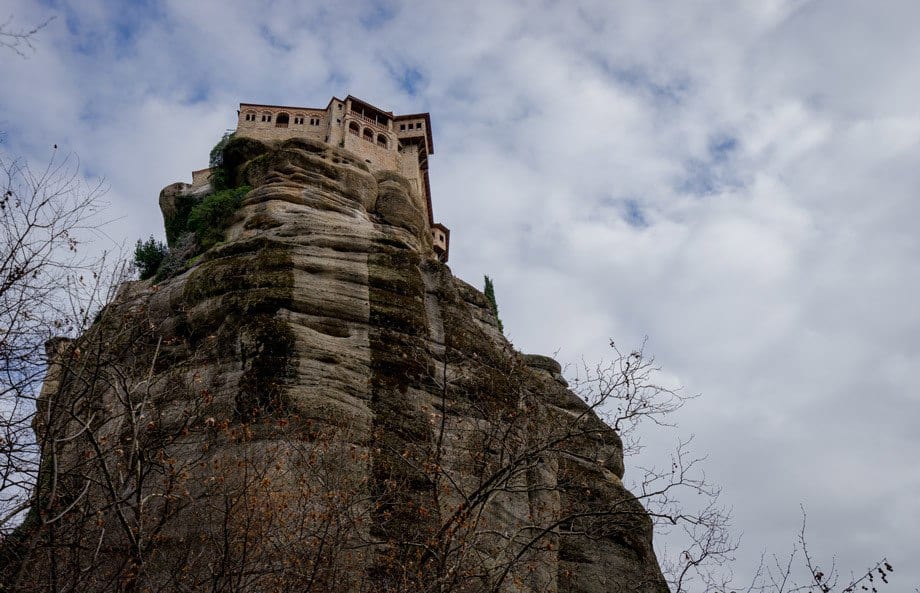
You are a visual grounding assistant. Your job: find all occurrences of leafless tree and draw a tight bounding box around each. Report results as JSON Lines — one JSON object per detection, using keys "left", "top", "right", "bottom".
{"left": 741, "top": 508, "right": 895, "bottom": 593}
{"left": 566, "top": 339, "right": 737, "bottom": 592}
{"left": 1, "top": 150, "right": 107, "bottom": 535}
{"left": 0, "top": 14, "right": 54, "bottom": 58}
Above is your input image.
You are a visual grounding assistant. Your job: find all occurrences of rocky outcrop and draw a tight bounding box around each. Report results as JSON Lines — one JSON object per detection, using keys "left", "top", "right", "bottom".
{"left": 10, "top": 138, "right": 668, "bottom": 593}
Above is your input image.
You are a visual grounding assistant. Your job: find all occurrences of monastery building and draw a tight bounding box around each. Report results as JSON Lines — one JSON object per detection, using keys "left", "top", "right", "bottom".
{"left": 228, "top": 95, "right": 450, "bottom": 261}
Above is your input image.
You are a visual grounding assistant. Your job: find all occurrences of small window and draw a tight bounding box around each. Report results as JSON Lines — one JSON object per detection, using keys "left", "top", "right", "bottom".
{"left": 416, "top": 122, "right": 422, "bottom": 129}
{"left": 338, "top": 104, "right": 343, "bottom": 109}
{"left": 275, "top": 112, "right": 290, "bottom": 128}
{"left": 399, "top": 124, "right": 406, "bottom": 131}
{"left": 349, "top": 121, "right": 360, "bottom": 136}
{"left": 363, "top": 128, "right": 374, "bottom": 142}
{"left": 377, "top": 134, "right": 387, "bottom": 148}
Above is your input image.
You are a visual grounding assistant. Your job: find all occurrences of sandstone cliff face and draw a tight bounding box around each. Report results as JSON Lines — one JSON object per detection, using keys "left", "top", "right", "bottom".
{"left": 13, "top": 139, "right": 668, "bottom": 593}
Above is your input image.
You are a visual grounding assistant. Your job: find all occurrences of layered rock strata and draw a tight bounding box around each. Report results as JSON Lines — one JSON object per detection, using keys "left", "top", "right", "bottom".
{"left": 10, "top": 138, "right": 668, "bottom": 593}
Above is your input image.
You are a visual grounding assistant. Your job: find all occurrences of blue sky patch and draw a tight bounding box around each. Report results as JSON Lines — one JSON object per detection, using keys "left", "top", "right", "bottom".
{"left": 186, "top": 81, "right": 211, "bottom": 106}
{"left": 622, "top": 199, "right": 648, "bottom": 228}
{"left": 708, "top": 134, "right": 738, "bottom": 163}
{"left": 359, "top": 0, "right": 398, "bottom": 30}
{"left": 597, "top": 59, "right": 691, "bottom": 107}
{"left": 259, "top": 25, "right": 293, "bottom": 52}
{"left": 678, "top": 158, "right": 718, "bottom": 196}
{"left": 397, "top": 67, "right": 424, "bottom": 96}
{"left": 56, "top": 0, "right": 163, "bottom": 57}
{"left": 677, "top": 133, "right": 742, "bottom": 195}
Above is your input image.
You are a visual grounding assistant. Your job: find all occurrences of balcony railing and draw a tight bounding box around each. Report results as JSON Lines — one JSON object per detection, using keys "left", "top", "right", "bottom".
{"left": 349, "top": 110, "right": 388, "bottom": 129}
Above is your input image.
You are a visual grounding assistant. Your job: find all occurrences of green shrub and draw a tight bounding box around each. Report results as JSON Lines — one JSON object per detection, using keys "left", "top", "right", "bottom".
{"left": 134, "top": 236, "right": 168, "bottom": 280}
{"left": 221, "top": 136, "right": 271, "bottom": 188}
{"left": 164, "top": 193, "right": 200, "bottom": 247}
{"left": 209, "top": 131, "right": 235, "bottom": 190}
{"left": 187, "top": 185, "right": 251, "bottom": 250}
{"left": 154, "top": 232, "right": 199, "bottom": 283}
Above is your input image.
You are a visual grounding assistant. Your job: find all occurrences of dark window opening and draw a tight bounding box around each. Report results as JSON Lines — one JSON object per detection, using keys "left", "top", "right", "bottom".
{"left": 275, "top": 113, "right": 290, "bottom": 128}
{"left": 377, "top": 134, "right": 387, "bottom": 148}
{"left": 363, "top": 128, "right": 374, "bottom": 142}
{"left": 400, "top": 124, "right": 406, "bottom": 131}
{"left": 349, "top": 122, "right": 360, "bottom": 136}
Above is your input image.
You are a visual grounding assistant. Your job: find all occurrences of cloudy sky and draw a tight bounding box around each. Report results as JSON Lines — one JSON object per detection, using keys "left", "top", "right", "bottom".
{"left": 2, "top": 0, "right": 918, "bottom": 589}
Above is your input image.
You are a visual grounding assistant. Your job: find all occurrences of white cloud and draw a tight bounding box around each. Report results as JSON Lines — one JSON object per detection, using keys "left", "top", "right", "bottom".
{"left": 1, "top": 0, "right": 918, "bottom": 588}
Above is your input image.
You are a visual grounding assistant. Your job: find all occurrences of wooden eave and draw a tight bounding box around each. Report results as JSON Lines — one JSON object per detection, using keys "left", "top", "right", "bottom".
{"left": 394, "top": 112, "right": 434, "bottom": 154}
{"left": 239, "top": 102, "right": 326, "bottom": 113}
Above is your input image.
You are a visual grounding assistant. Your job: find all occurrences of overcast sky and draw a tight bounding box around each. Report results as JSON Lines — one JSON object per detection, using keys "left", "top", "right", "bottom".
{"left": 2, "top": 0, "right": 918, "bottom": 589}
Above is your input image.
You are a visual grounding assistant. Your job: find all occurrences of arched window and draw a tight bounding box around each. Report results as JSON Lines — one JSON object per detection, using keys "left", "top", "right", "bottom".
{"left": 377, "top": 134, "right": 388, "bottom": 148}
{"left": 349, "top": 121, "right": 360, "bottom": 136}
{"left": 261, "top": 112, "right": 272, "bottom": 122}
{"left": 275, "top": 112, "right": 290, "bottom": 128}
{"left": 363, "top": 128, "right": 374, "bottom": 142}
{"left": 293, "top": 113, "right": 305, "bottom": 125}
{"left": 243, "top": 111, "right": 256, "bottom": 122}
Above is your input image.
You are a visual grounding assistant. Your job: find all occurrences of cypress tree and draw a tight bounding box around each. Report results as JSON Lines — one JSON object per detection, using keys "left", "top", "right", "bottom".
{"left": 483, "top": 275, "right": 504, "bottom": 333}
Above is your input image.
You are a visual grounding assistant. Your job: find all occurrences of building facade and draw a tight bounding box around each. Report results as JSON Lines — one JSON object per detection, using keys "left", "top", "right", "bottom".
{"left": 234, "top": 95, "right": 449, "bottom": 261}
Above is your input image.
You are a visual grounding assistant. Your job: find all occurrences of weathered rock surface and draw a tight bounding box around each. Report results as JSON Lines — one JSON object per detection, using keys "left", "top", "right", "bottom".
{"left": 9, "top": 138, "right": 669, "bottom": 593}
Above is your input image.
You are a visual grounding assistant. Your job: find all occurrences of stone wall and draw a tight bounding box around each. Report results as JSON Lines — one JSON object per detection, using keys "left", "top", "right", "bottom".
{"left": 191, "top": 167, "right": 212, "bottom": 188}
{"left": 236, "top": 103, "right": 336, "bottom": 143}
{"left": 397, "top": 142, "right": 423, "bottom": 197}
{"left": 341, "top": 118, "right": 398, "bottom": 171}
